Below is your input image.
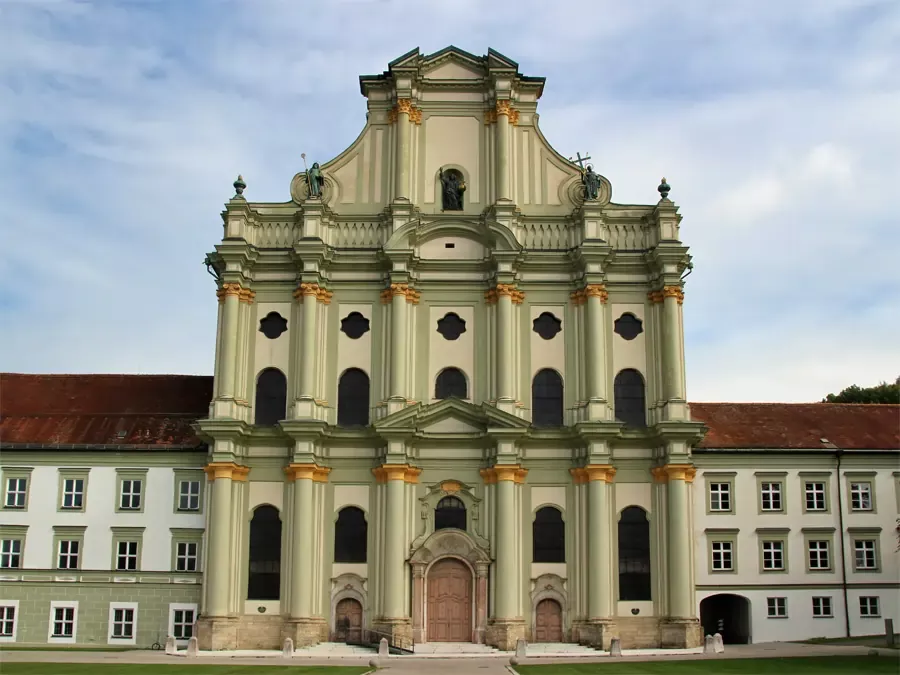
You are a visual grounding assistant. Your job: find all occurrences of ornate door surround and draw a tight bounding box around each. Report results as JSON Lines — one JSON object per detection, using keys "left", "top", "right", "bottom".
{"left": 410, "top": 529, "right": 490, "bottom": 643}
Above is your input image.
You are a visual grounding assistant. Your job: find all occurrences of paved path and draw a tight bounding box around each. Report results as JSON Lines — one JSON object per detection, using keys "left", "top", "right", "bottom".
{"left": 1, "top": 641, "right": 898, "bottom": 674}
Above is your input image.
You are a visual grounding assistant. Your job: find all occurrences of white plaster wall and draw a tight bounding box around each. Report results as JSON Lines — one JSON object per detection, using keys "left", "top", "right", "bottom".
{"left": 422, "top": 116, "right": 482, "bottom": 207}
{"left": 253, "top": 303, "right": 292, "bottom": 379}
{"left": 529, "top": 305, "right": 566, "bottom": 397}
{"left": 610, "top": 304, "right": 647, "bottom": 379}
{"left": 248, "top": 482, "right": 284, "bottom": 512}
{"left": 419, "top": 236, "right": 485, "bottom": 261}
{"left": 427, "top": 305, "right": 475, "bottom": 401}
{"left": 1, "top": 466, "right": 204, "bottom": 572}
{"left": 614, "top": 482, "right": 652, "bottom": 514}
{"left": 530, "top": 486, "right": 567, "bottom": 512}
{"left": 333, "top": 485, "right": 370, "bottom": 512}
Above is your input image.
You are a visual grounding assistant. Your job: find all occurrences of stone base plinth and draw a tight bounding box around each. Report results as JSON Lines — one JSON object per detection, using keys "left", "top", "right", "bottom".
{"left": 282, "top": 617, "right": 328, "bottom": 648}
{"left": 579, "top": 619, "right": 619, "bottom": 650}
{"left": 196, "top": 616, "right": 239, "bottom": 651}
{"left": 660, "top": 618, "right": 702, "bottom": 648}
{"left": 486, "top": 619, "right": 527, "bottom": 651}
{"left": 373, "top": 617, "right": 413, "bottom": 649}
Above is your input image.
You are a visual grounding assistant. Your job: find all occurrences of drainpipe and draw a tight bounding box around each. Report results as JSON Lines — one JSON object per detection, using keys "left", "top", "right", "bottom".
{"left": 822, "top": 438, "right": 850, "bottom": 638}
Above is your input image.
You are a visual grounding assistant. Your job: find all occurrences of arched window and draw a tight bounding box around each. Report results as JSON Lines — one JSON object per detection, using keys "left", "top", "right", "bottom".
{"left": 435, "top": 368, "right": 467, "bottom": 400}
{"left": 532, "top": 369, "right": 564, "bottom": 427}
{"left": 614, "top": 369, "right": 646, "bottom": 428}
{"left": 248, "top": 505, "right": 281, "bottom": 600}
{"left": 434, "top": 496, "right": 466, "bottom": 531}
{"left": 337, "top": 368, "right": 370, "bottom": 427}
{"left": 618, "top": 506, "right": 651, "bottom": 601}
{"left": 334, "top": 506, "right": 367, "bottom": 563}
{"left": 533, "top": 506, "right": 565, "bottom": 562}
{"left": 255, "top": 368, "right": 287, "bottom": 426}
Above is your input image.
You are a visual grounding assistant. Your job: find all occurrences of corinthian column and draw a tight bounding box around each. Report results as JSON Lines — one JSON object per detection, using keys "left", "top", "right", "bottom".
{"left": 203, "top": 463, "right": 249, "bottom": 617}
{"left": 584, "top": 285, "right": 609, "bottom": 413}
{"left": 585, "top": 465, "right": 615, "bottom": 620}
{"left": 487, "top": 464, "right": 526, "bottom": 650}
{"left": 216, "top": 283, "right": 242, "bottom": 399}
{"left": 661, "top": 286, "right": 685, "bottom": 401}
{"left": 495, "top": 101, "right": 512, "bottom": 200}
{"left": 389, "top": 284, "right": 409, "bottom": 401}
{"left": 394, "top": 99, "right": 412, "bottom": 200}
{"left": 295, "top": 283, "right": 319, "bottom": 401}
{"left": 495, "top": 284, "right": 516, "bottom": 403}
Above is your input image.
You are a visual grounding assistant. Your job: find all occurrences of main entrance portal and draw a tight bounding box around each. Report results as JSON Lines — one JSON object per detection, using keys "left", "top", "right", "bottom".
{"left": 427, "top": 558, "right": 472, "bottom": 642}
{"left": 534, "top": 598, "right": 563, "bottom": 642}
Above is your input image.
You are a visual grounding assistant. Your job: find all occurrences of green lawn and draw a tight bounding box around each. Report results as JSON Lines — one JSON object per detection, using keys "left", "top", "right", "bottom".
{"left": 802, "top": 635, "right": 899, "bottom": 650}
{"left": 514, "top": 656, "right": 899, "bottom": 674}
{"left": 0, "top": 665, "right": 370, "bottom": 675}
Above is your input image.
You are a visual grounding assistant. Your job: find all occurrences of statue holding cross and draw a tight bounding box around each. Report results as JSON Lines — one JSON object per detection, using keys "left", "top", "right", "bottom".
{"left": 571, "top": 152, "right": 601, "bottom": 201}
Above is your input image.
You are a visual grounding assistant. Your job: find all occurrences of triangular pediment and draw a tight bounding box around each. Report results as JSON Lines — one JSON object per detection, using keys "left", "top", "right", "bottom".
{"left": 374, "top": 398, "right": 530, "bottom": 435}
{"left": 422, "top": 47, "right": 485, "bottom": 80}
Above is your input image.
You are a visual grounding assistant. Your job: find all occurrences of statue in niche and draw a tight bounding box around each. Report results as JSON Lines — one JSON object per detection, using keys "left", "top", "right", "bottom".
{"left": 439, "top": 167, "right": 466, "bottom": 211}
{"left": 306, "top": 162, "right": 324, "bottom": 198}
{"left": 582, "top": 164, "right": 601, "bottom": 201}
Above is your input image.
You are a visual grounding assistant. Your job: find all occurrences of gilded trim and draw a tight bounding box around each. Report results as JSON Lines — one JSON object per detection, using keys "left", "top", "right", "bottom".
{"left": 584, "top": 464, "right": 617, "bottom": 483}
{"left": 484, "top": 109, "right": 497, "bottom": 125}
{"left": 584, "top": 284, "right": 609, "bottom": 304}
{"left": 205, "top": 462, "right": 250, "bottom": 482}
{"left": 569, "top": 289, "right": 585, "bottom": 306}
{"left": 495, "top": 100, "right": 513, "bottom": 117}
{"left": 372, "top": 464, "right": 420, "bottom": 483}
{"left": 293, "top": 283, "right": 321, "bottom": 300}
{"left": 663, "top": 285, "right": 685, "bottom": 305}
{"left": 482, "top": 464, "right": 528, "bottom": 484}
{"left": 409, "top": 107, "right": 422, "bottom": 125}
{"left": 238, "top": 288, "right": 256, "bottom": 304}
{"left": 480, "top": 468, "right": 497, "bottom": 484}
{"left": 396, "top": 98, "right": 413, "bottom": 115}
{"left": 654, "top": 464, "right": 696, "bottom": 483}
{"left": 284, "top": 463, "right": 330, "bottom": 482}
{"left": 569, "top": 468, "right": 588, "bottom": 484}
{"left": 217, "top": 283, "right": 243, "bottom": 303}
{"left": 315, "top": 287, "right": 333, "bottom": 305}
{"left": 441, "top": 480, "right": 462, "bottom": 493}
{"left": 647, "top": 290, "right": 664, "bottom": 304}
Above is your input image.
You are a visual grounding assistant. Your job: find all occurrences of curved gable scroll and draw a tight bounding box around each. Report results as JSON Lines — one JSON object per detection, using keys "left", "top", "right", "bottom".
{"left": 383, "top": 218, "right": 522, "bottom": 255}
{"left": 409, "top": 528, "right": 491, "bottom": 567}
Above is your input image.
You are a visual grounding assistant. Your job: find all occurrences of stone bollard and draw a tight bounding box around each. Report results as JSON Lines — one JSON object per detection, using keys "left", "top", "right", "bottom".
{"left": 609, "top": 637, "right": 622, "bottom": 657}
{"left": 885, "top": 619, "right": 896, "bottom": 648}
{"left": 186, "top": 636, "right": 199, "bottom": 657}
{"left": 713, "top": 633, "right": 724, "bottom": 653}
{"left": 703, "top": 635, "right": 715, "bottom": 654}
{"left": 164, "top": 636, "right": 177, "bottom": 655}
{"left": 282, "top": 637, "right": 294, "bottom": 657}
{"left": 378, "top": 637, "right": 389, "bottom": 657}
{"left": 515, "top": 638, "right": 527, "bottom": 659}
{"left": 510, "top": 656, "right": 519, "bottom": 666}
{"left": 369, "top": 657, "right": 380, "bottom": 669}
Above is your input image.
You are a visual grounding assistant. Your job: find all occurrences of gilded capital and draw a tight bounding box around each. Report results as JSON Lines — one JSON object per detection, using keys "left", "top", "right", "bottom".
{"left": 238, "top": 288, "right": 256, "bottom": 304}
{"left": 489, "top": 464, "right": 527, "bottom": 483}
{"left": 205, "top": 462, "right": 250, "bottom": 481}
{"left": 406, "top": 288, "right": 421, "bottom": 304}
{"left": 569, "top": 467, "right": 588, "bottom": 484}
{"left": 663, "top": 285, "right": 685, "bottom": 304}
{"left": 390, "top": 283, "right": 409, "bottom": 297}
{"left": 653, "top": 464, "right": 696, "bottom": 483}
{"left": 508, "top": 109, "right": 520, "bottom": 126}
{"left": 373, "top": 464, "right": 420, "bottom": 483}
{"left": 495, "top": 283, "right": 518, "bottom": 299}
{"left": 396, "top": 98, "right": 413, "bottom": 115}
{"left": 294, "top": 282, "right": 320, "bottom": 300}
{"left": 584, "top": 284, "right": 609, "bottom": 304}
{"left": 569, "top": 289, "right": 585, "bottom": 306}
{"left": 484, "top": 289, "right": 498, "bottom": 305}
{"left": 284, "top": 463, "right": 326, "bottom": 482}
{"left": 315, "top": 287, "right": 333, "bottom": 305}
{"left": 408, "top": 107, "right": 422, "bottom": 125}
{"left": 584, "top": 464, "right": 617, "bottom": 483}
{"left": 495, "top": 100, "right": 513, "bottom": 117}
{"left": 387, "top": 108, "right": 397, "bottom": 124}
{"left": 484, "top": 109, "right": 497, "bottom": 125}
{"left": 647, "top": 290, "right": 664, "bottom": 304}
{"left": 217, "top": 283, "right": 243, "bottom": 303}
{"left": 480, "top": 467, "right": 497, "bottom": 484}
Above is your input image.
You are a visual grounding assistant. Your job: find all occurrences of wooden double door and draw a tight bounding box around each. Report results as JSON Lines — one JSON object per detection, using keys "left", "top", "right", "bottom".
{"left": 427, "top": 558, "right": 472, "bottom": 642}
{"left": 534, "top": 598, "right": 563, "bottom": 642}
{"left": 334, "top": 598, "right": 362, "bottom": 643}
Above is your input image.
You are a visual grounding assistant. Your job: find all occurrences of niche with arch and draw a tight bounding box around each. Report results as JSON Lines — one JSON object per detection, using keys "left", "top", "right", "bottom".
{"left": 248, "top": 505, "right": 282, "bottom": 600}
{"left": 334, "top": 506, "right": 367, "bottom": 563}
{"left": 614, "top": 369, "right": 646, "bottom": 428}
{"left": 255, "top": 368, "right": 287, "bottom": 426}
{"left": 618, "top": 506, "right": 651, "bottom": 601}
{"left": 532, "top": 369, "right": 564, "bottom": 427}
{"left": 533, "top": 506, "right": 565, "bottom": 563}
{"left": 434, "top": 495, "right": 467, "bottom": 531}
{"left": 337, "top": 368, "right": 370, "bottom": 427}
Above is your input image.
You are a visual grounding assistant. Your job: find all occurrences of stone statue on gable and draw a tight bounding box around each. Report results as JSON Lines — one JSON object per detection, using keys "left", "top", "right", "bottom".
{"left": 582, "top": 165, "right": 601, "bottom": 201}
{"left": 307, "top": 162, "right": 325, "bottom": 198}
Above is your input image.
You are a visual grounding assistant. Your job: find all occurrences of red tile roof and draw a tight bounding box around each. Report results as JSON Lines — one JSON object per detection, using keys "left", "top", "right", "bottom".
{"left": 2, "top": 374, "right": 898, "bottom": 451}
{"left": 1, "top": 374, "right": 212, "bottom": 448}
{"left": 691, "top": 402, "right": 900, "bottom": 450}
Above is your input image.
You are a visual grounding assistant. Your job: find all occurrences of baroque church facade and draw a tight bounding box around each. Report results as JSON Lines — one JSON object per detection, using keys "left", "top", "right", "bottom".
{"left": 198, "top": 46, "right": 703, "bottom": 651}
{"left": 1, "top": 48, "right": 897, "bottom": 653}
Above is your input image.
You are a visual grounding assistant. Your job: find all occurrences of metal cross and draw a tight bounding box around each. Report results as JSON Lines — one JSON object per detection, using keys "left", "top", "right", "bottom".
{"left": 570, "top": 152, "right": 592, "bottom": 169}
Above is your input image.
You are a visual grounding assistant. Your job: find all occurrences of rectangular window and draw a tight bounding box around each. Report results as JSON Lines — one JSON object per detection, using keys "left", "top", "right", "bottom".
{"left": 0, "top": 539, "right": 22, "bottom": 569}
{"left": 176, "top": 541, "right": 198, "bottom": 572}
{"left": 5, "top": 478, "right": 27, "bottom": 509}
{"left": 52, "top": 606, "right": 75, "bottom": 637}
{"left": 120, "top": 480, "right": 142, "bottom": 510}
{"left": 808, "top": 540, "right": 831, "bottom": 570}
{"left": 111, "top": 608, "right": 134, "bottom": 639}
{"left": 854, "top": 540, "right": 877, "bottom": 570}
{"left": 61, "top": 479, "right": 84, "bottom": 510}
{"left": 711, "top": 541, "right": 733, "bottom": 571}
{"left": 178, "top": 481, "right": 201, "bottom": 512}
{"left": 859, "top": 596, "right": 880, "bottom": 617}
{"left": 57, "top": 540, "right": 79, "bottom": 569}
{"left": 760, "top": 482, "right": 782, "bottom": 511}
{"left": 0, "top": 605, "right": 16, "bottom": 639}
{"left": 762, "top": 541, "right": 784, "bottom": 570}
{"left": 805, "top": 482, "right": 827, "bottom": 511}
{"left": 116, "top": 541, "right": 138, "bottom": 571}
{"left": 709, "top": 483, "right": 731, "bottom": 511}
{"left": 850, "top": 482, "right": 873, "bottom": 511}
{"left": 766, "top": 597, "right": 787, "bottom": 618}
{"left": 812, "top": 596, "right": 833, "bottom": 618}
{"left": 172, "top": 608, "right": 195, "bottom": 640}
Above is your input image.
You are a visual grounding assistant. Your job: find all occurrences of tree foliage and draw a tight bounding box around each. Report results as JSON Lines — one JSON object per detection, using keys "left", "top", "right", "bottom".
{"left": 822, "top": 378, "right": 900, "bottom": 404}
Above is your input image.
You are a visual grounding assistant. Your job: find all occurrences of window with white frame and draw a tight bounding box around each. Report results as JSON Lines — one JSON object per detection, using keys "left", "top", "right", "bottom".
{"left": 175, "top": 541, "right": 198, "bottom": 572}
{"left": 0, "top": 540, "right": 21, "bottom": 569}
{"left": 5, "top": 478, "right": 26, "bottom": 509}
{"left": 61, "top": 478, "right": 84, "bottom": 510}
{"left": 859, "top": 596, "right": 880, "bottom": 617}
{"left": 711, "top": 541, "right": 733, "bottom": 571}
{"left": 808, "top": 540, "right": 831, "bottom": 570}
{"left": 850, "top": 482, "right": 873, "bottom": 511}
{"left": 116, "top": 541, "right": 139, "bottom": 571}
{"left": 57, "top": 540, "right": 79, "bottom": 569}
{"left": 762, "top": 541, "right": 785, "bottom": 570}
{"left": 0, "top": 604, "right": 17, "bottom": 640}
{"left": 178, "top": 480, "right": 201, "bottom": 512}
{"left": 49, "top": 604, "right": 77, "bottom": 641}
{"left": 853, "top": 540, "right": 877, "bottom": 570}
{"left": 120, "top": 479, "right": 142, "bottom": 510}
{"left": 766, "top": 597, "right": 787, "bottom": 618}
{"left": 805, "top": 482, "right": 827, "bottom": 510}
{"left": 709, "top": 483, "right": 731, "bottom": 511}
{"left": 812, "top": 596, "right": 833, "bottom": 618}
{"left": 109, "top": 605, "right": 136, "bottom": 641}
{"left": 169, "top": 604, "right": 197, "bottom": 642}
{"left": 760, "top": 482, "right": 782, "bottom": 511}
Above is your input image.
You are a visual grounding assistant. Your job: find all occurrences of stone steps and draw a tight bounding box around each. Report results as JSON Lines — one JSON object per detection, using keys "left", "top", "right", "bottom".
{"left": 527, "top": 642, "right": 605, "bottom": 656}
{"left": 413, "top": 642, "right": 501, "bottom": 655}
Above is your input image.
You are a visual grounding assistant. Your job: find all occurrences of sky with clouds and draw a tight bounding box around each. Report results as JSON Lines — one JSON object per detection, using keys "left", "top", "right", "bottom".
{"left": 1, "top": 0, "right": 898, "bottom": 402}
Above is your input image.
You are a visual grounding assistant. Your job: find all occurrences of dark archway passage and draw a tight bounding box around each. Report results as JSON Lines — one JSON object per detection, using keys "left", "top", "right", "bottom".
{"left": 248, "top": 505, "right": 282, "bottom": 600}
{"left": 699, "top": 594, "right": 751, "bottom": 644}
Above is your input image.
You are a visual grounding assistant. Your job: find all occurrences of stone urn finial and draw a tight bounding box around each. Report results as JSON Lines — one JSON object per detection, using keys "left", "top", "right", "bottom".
{"left": 658, "top": 176, "right": 671, "bottom": 200}
{"left": 233, "top": 174, "right": 247, "bottom": 198}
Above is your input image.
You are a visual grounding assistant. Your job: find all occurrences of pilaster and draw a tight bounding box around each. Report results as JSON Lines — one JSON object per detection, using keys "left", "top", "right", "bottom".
{"left": 291, "top": 282, "right": 331, "bottom": 419}
{"left": 584, "top": 284, "right": 611, "bottom": 420}
{"left": 486, "top": 283, "right": 525, "bottom": 414}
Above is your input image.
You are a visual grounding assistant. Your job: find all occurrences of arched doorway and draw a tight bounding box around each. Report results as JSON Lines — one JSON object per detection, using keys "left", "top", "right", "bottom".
{"left": 334, "top": 597, "right": 363, "bottom": 643}
{"left": 699, "top": 594, "right": 751, "bottom": 644}
{"left": 427, "top": 558, "right": 472, "bottom": 642}
{"left": 534, "top": 598, "right": 563, "bottom": 643}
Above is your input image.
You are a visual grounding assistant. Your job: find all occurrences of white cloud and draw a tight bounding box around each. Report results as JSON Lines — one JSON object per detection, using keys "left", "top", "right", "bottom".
{"left": 0, "top": 0, "right": 898, "bottom": 402}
